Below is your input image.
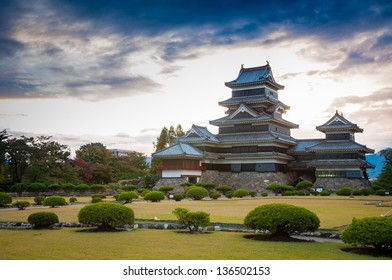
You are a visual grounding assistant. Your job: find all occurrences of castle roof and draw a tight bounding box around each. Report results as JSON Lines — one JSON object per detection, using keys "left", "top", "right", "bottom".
{"left": 307, "top": 158, "right": 375, "bottom": 169}
{"left": 152, "top": 142, "right": 203, "bottom": 158}
{"left": 225, "top": 63, "right": 284, "bottom": 90}
{"left": 305, "top": 140, "right": 374, "bottom": 153}
{"left": 316, "top": 111, "right": 363, "bottom": 133}
{"left": 218, "top": 94, "right": 290, "bottom": 109}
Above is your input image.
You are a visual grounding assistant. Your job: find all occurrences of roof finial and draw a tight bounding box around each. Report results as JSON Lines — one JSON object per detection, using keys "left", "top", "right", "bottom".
{"left": 266, "top": 60, "right": 270, "bottom": 66}
{"left": 241, "top": 64, "right": 244, "bottom": 69}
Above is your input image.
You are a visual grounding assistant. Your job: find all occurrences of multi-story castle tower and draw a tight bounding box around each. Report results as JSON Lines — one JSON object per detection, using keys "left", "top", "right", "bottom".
{"left": 153, "top": 62, "right": 374, "bottom": 192}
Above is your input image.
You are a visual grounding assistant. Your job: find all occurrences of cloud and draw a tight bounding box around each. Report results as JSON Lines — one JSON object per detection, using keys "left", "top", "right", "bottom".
{"left": 1, "top": 0, "right": 391, "bottom": 101}
{"left": 330, "top": 87, "right": 392, "bottom": 109}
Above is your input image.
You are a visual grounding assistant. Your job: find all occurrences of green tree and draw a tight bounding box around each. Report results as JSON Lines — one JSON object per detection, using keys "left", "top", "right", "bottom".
{"left": 5, "top": 136, "right": 33, "bottom": 184}
{"left": 0, "top": 130, "right": 10, "bottom": 182}
{"left": 375, "top": 149, "right": 392, "bottom": 191}
{"left": 172, "top": 207, "right": 210, "bottom": 233}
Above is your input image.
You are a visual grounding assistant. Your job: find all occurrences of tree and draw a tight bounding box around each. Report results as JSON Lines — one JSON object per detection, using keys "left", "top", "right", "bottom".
{"left": 185, "top": 186, "right": 209, "bottom": 200}
{"left": 5, "top": 136, "right": 33, "bottom": 184}
{"left": 374, "top": 149, "right": 392, "bottom": 191}
{"left": 117, "top": 191, "right": 139, "bottom": 204}
{"left": 266, "top": 183, "right": 295, "bottom": 196}
{"left": 0, "top": 130, "right": 10, "bottom": 182}
{"left": 173, "top": 207, "right": 210, "bottom": 233}
{"left": 343, "top": 217, "right": 392, "bottom": 252}
{"left": 78, "top": 202, "right": 134, "bottom": 230}
{"left": 244, "top": 203, "right": 320, "bottom": 237}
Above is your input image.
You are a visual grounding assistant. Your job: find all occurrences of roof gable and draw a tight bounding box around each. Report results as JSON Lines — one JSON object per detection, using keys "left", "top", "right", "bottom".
{"left": 228, "top": 103, "right": 259, "bottom": 119}
{"left": 317, "top": 111, "right": 363, "bottom": 133}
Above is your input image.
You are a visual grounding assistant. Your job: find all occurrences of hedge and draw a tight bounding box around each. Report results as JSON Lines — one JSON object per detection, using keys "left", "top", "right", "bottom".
{"left": 78, "top": 202, "right": 134, "bottom": 229}
{"left": 244, "top": 203, "right": 320, "bottom": 237}
{"left": 28, "top": 212, "right": 59, "bottom": 229}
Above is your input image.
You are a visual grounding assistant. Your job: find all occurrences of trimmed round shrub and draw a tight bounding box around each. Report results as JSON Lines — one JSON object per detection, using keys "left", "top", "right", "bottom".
{"left": 34, "top": 196, "right": 45, "bottom": 205}
{"left": 249, "top": 191, "right": 256, "bottom": 197}
{"left": 43, "top": 196, "right": 67, "bottom": 208}
{"left": 0, "top": 192, "right": 12, "bottom": 207}
{"left": 359, "top": 188, "right": 372, "bottom": 196}
{"left": 233, "top": 189, "right": 250, "bottom": 198}
{"left": 296, "top": 180, "right": 313, "bottom": 190}
{"left": 185, "top": 186, "right": 209, "bottom": 200}
{"left": 117, "top": 191, "right": 139, "bottom": 204}
{"left": 144, "top": 191, "right": 165, "bottom": 202}
{"left": 215, "top": 185, "right": 232, "bottom": 195}
{"left": 48, "top": 183, "right": 61, "bottom": 192}
{"left": 320, "top": 190, "right": 331, "bottom": 196}
{"left": 91, "top": 197, "right": 103, "bottom": 203}
{"left": 173, "top": 207, "right": 210, "bottom": 232}
{"left": 352, "top": 189, "right": 361, "bottom": 196}
{"left": 92, "top": 194, "right": 106, "bottom": 199}
{"left": 173, "top": 193, "right": 184, "bottom": 201}
{"left": 261, "top": 192, "right": 268, "bottom": 197}
{"left": 28, "top": 212, "right": 59, "bottom": 229}
{"left": 121, "top": 184, "right": 136, "bottom": 191}
{"left": 158, "top": 185, "right": 174, "bottom": 194}
{"left": 266, "top": 183, "right": 295, "bottom": 195}
{"left": 336, "top": 187, "right": 352, "bottom": 196}
{"left": 31, "top": 182, "right": 48, "bottom": 192}
{"left": 137, "top": 188, "right": 150, "bottom": 194}
{"left": 13, "top": 200, "right": 30, "bottom": 210}
{"left": 75, "top": 184, "right": 89, "bottom": 191}
{"left": 225, "top": 191, "right": 234, "bottom": 198}
{"left": 69, "top": 197, "right": 77, "bottom": 203}
{"left": 196, "top": 182, "right": 216, "bottom": 191}
{"left": 343, "top": 217, "right": 392, "bottom": 252}
{"left": 244, "top": 203, "right": 320, "bottom": 237}
{"left": 375, "top": 189, "right": 387, "bottom": 196}
{"left": 209, "top": 192, "right": 221, "bottom": 199}
{"left": 78, "top": 202, "right": 134, "bottom": 229}
{"left": 140, "top": 189, "right": 151, "bottom": 197}
{"left": 11, "top": 183, "right": 28, "bottom": 194}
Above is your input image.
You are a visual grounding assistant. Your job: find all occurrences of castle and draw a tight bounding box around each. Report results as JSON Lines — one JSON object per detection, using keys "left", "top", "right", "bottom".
{"left": 153, "top": 62, "right": 375, "bottom": 192}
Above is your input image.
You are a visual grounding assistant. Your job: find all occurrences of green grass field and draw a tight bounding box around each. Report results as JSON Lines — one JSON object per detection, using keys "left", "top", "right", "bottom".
{"left": 1, "top": 195, "right": 392, "bottom": 260}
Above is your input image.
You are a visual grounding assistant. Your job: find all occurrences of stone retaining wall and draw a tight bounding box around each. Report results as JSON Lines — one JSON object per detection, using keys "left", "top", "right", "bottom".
{"left": 200, "top": 170, "right": 293, "bottom": 192}
{"left": 314, "top": 178, "right": 372, "bottom": 191}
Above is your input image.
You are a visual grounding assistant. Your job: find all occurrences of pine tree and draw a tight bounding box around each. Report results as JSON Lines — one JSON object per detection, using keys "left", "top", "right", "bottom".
{"left": 375, "top": 149, "right": 392, "bottom": 191}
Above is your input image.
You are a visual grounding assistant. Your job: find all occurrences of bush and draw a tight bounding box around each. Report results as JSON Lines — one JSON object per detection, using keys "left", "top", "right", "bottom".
{"left": 342, "top": 217, "right": 392, "bottom": 252}
{"left": 144, "top": 191, "right": 165, "bottom": 202}
{"left": 209, "top": 192, "right": 221, "bottom": 199}
{"left": 140, "top": 190, "right": 151, "bottom": 197}
{"left": 196, "top": 182, "right": 216, "bottom": 191}
{"left": 11, "top": 183, "right": 28, "bottom": 195}
{"left": 320, "top": 190, "right": 331, "bottom": 196}
{"left": 69, "top": 197, "right": 77, "bottom": 203}
{"left": 233, "top": 189, "right": 249, "bottom": 198}
{"left": 225, "top": 191, "right": 234, "bottom": 198}
{"left": 117, "top": 191, "right": 139, "bottom": 204}
{"left": 296, "top": 180, "right": 313, "bottom": 190}
{"left": 375, "top": 189, "right": 387, "bottom": 196}
{"left": 0, "top": 192, "right": 12, "bottom": 207}
{"left": 185, "top": 186, "right": 209, "bottom": 200}
{"left": 34, "top": 196, "right": 45, "bottom": 205}
{"left": 31, "top": 182, "right": 48, "bottom": 192}
{"left": 78, "top": 202, "right": 134, "bottom": 229}
{"left": 43, "top": 196, "right": 67, "bottom": 208}
{"left": 359, "top": 188, "right": 372, "bottom": 196}
{"left": 244, "top": 203, "right": 320, "bottom": 237}
{"left": 249, "top": 191, "right": 256, "bottom": 197}
{"left": 137, "top": 188, "right": 150, "bottom": 194}
{"left": 48, "top": 183, "right": 61, "bottom": 192}
{"left": 266, "top": 184, "right": 295, "bottom": 196}
{"left": 75, "top": 184, "right": 89, "bottom": 192}
{"left": 172, "top": 207, "right": 210, "bottom": 232}
{"left": 121, "top": 184, "right": 137, "bottom": 191}
{"left": 173, "top": 193, "right": 184, "bottom": 201}
{"left": 13, "top": 200, "right": 30, "bottom": 210}
{"left": 336, "top": 187, "right": 352, "bottom": 196}
{"left": 261, "top": 192, "right": 268, "bottom": 197}
{"left": 91, "top": 197, "right": 103, "bottom": 203}
{"left": 352, "top": 189, "right": 361, "bottom": 196}
{"left": 92, "top": 194, "right": 106, "bottom": 199}
{"left": 215, "top": 185, "right": 232, "bottom": 195}
{"left": 28, "top": 212, "right": 59, "bottom": 229}
{"left": 158, "top": 185, "right": 174, "bottom": 194}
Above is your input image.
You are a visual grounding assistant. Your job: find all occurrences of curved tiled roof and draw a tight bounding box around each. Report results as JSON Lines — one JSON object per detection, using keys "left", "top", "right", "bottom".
{"left": 225, "top": 63, "right": 284, "bottom": 90}
{"left": 152, "top": 142, "right": 203, "bottom": 158}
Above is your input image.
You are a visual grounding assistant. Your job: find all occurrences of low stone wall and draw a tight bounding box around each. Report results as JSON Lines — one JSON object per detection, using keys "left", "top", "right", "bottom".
{"left": 153, "top": 178, "right": 187, "bottom": 193}
{"left": 200, "top": 170, "right": 293, "bottom": 193}
{"left": 314, "top": 178, "right": 372, "bottom": 191}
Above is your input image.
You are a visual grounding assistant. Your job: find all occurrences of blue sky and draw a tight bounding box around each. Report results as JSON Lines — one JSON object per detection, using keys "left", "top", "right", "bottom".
{"left": 0, "top": 0, "right": 391, "bottom": 155}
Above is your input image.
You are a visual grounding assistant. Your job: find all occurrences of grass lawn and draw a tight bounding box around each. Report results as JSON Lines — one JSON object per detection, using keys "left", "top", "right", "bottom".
{"left": 1, "top": 195, "right": 391, "bottom": 260}
{"left": 2, "top": 195, "right": 392, "bottom": 228}
{"left": 0, "top": 227, "right": 390, "bottom": 260}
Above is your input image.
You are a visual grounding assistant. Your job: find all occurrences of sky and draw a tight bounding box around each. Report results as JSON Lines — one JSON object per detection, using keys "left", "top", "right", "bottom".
{"left": 1, "top": 0, "right": 391, "bottom": 157}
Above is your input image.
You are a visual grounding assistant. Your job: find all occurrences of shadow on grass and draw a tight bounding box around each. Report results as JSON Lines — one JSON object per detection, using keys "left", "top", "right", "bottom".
{"left": 174, "top": 230, "right": 213, "bottom": 235}
{"left": 243, "top": 234, "right": 314, "bottom": 242}
{"left": 341, "top": 247, "right": 392, "bottom": 258}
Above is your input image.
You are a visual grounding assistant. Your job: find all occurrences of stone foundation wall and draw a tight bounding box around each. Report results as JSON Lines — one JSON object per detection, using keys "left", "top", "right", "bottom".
{"left": 153, "top": 178, "right": 187, "bottom": 193}
{"left": 314, "top": 178, "right": 372, "bottom": 191}
{"left": 200, "top": 170, "right": 293, "bottom": 193}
